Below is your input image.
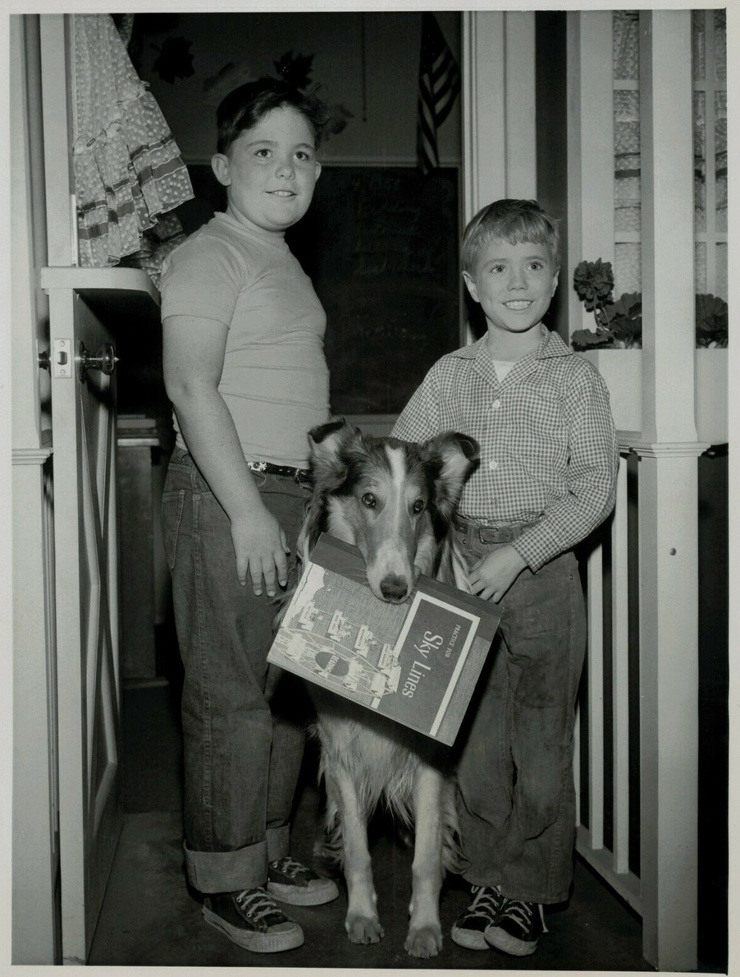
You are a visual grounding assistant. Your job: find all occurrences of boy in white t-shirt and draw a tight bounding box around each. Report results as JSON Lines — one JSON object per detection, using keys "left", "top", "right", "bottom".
{"left": 160, "top": 78, "right": 337, "bottom": 955}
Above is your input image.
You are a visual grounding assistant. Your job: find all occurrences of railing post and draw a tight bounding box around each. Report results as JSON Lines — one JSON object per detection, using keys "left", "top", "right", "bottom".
{"left": 611, "top": 452, "right": 631, "bottom": 876}
{"left": 637, "top": 10, "right": 709, "bottom": 970}
{"left": 634, "top": 443, "right": 705, "bottom": 971}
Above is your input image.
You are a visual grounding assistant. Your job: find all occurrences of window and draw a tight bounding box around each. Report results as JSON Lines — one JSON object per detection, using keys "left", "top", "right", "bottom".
{"left": 692, "top": 9, "right": 727, "bottom": 302}
{"left": 613, "top": 10, "right": 641, "bottom": 297}
{"left": 611, "top": 9, "right": 728, "bottom": 309}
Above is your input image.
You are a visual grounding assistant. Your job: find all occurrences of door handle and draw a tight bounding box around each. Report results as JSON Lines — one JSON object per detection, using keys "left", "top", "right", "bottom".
{"left": 76, "top": 341, "right": 119, "bottom": 381}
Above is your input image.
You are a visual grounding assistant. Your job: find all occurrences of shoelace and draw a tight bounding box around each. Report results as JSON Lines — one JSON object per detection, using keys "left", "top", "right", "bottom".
{"left": 235, "top": 888, "right": 285, "bottom": 924}
{"left": 270, "top": 856, "right": 312, "bottom": 879}
{"left": 499, "top": 899, "right": 548, "bottom": 933}
{"left": 466, "top": 885, "right": 502, "bottom": 920}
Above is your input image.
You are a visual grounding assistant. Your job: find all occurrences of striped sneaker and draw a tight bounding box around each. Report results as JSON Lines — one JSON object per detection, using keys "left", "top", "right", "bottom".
{"left": 267, "top": 856, "right": 339, "bottom": 906}
{"left": 202, "top": 887, "right": 304, "bottom": 953}
{"left": 451, "top": 885, "right": 506, "bottom": 950}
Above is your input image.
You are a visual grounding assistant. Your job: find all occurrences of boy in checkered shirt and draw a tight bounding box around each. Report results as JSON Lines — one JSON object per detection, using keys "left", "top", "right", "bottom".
{"left": 392, "top": 198, "right": 618, "bottom": 957}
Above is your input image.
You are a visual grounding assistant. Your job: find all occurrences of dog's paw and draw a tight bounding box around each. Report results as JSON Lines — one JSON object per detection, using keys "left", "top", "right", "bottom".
{"left": 345, "top": 912, "right": 384, "bottom": 945}
{"left": 405, "top": 924, "right": 443, "bottom": 958}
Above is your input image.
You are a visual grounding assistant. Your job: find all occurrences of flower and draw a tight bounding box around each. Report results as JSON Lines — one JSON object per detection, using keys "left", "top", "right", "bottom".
{"left": 573, "top": 259, "right": 615, "bottom": 312}
{"left": 572, "top": 259, "right": 639, "bottom": 348}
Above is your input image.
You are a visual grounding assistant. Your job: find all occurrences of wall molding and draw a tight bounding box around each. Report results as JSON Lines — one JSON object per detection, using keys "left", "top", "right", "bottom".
{"left": 13, "top": 446, "right": 54, "bottom": 466}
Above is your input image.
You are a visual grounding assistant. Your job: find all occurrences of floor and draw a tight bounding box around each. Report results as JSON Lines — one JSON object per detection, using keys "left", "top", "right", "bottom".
{"left": 88, "top": 676, "right": 657, "bottom": 971}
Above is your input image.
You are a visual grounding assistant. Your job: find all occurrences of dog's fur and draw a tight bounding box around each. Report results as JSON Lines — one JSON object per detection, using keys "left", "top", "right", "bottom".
{"left": 298, "top": 419, "right": 479, "bottom": 958}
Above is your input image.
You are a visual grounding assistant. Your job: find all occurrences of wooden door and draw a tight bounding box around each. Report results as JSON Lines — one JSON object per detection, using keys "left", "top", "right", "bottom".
{"left": 45, "top": 272, "right": 124, "bottom": 965}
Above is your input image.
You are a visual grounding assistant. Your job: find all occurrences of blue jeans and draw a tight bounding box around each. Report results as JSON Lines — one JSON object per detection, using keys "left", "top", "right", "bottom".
{"left": 453, "top": 519, "right": 586, "bottom": 905}
{"left": 161, "top": 448, "right": 311, "bottom": 894}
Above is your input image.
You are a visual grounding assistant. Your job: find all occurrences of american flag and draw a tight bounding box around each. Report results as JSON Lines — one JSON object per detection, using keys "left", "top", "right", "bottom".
{"left": 416, "top": 12, "right": 461, "bottom": 176}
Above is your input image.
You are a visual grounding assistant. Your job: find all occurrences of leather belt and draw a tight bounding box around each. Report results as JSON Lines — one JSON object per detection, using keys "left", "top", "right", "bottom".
{"left": 247, "top": 460, "right": 312, "bottom": 486}
{"left": 453, "top": 515, "right": 540, "bottom": 543}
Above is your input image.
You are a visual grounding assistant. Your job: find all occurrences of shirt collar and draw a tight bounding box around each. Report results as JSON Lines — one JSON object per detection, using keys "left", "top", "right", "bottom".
{"left": 537, "top": 325, "right": 573, "bottom": 358}
{"left": 452, "top": 324, "right": 573, "bottom": 362}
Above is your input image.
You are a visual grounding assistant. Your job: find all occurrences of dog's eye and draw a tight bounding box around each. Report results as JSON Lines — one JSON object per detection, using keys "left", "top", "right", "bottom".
{"left": 412, "top": 498, "right": 426, "bottom": 514}
{"left": 361, "top": 492, "right": 377, "bottom": 508}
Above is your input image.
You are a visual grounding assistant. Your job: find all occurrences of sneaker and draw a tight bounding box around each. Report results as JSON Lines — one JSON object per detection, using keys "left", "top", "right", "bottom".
{"left": 451, "top": 885, "right": 506, "bottom": 950}
{"left": 266, "top": 856, "right": 339, "bottom": 906}
{"left": 202, "top": 887, "right": 304, "bottom": 953}
{"left": 484, "top": 898, "right": 547, "bottom": 956}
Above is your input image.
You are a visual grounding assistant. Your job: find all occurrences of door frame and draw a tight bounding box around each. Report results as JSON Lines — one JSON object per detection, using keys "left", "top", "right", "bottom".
{"left": 10, "top": 13, "right": 61, "bottom": 965}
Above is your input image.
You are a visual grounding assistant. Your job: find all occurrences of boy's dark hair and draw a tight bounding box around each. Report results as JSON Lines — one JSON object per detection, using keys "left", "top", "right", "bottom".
{"left": 216, "top": 77, "right": 328, "bottom": 155}
{"left": 461, "top": 199, "right": 561, "bottom": 273}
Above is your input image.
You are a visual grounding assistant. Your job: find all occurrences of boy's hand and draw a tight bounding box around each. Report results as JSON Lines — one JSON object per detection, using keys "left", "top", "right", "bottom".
{"left": 468, "top": 545, "right": 528, "bottom": 603}
{"left": 230, "top": 507, "right": 291, "bottom": 597}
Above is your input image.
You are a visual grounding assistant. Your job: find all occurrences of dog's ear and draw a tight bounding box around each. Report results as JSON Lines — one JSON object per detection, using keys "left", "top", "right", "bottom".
{"left": 308, "top": 418, "right": 349, "bottom": 446}
{"left": 422, "top": 432, "right": 480, "bottom": 520}
{"left": 307, "top": 418, "right": 360, "bottom": 491}
{"left": 299, "top": 419, "right": 357, "bottom": 556}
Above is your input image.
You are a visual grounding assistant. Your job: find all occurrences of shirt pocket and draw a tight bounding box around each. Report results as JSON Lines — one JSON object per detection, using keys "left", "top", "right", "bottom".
{"left": 509, "top": 385, "right": 568, "bottom": 471}
{"left": 161, "top": 489, "right": 185, "bottom": 570}
{"left": 513, "top": 382, "right": 564, "bottom": 436}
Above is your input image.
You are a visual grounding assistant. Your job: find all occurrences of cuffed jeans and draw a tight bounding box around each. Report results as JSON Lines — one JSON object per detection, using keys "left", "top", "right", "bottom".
{"left": 453, "top": 519, "right": 587, "bottom": 905}
{"left": 161, "top": 448, "right": 311, "bottom": 894}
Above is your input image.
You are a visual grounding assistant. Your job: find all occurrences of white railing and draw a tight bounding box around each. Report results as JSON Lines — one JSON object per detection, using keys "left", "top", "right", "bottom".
{"left": 575, "top": 426, "right": 704, "bottom": 971}
{"left": 574, "top": 446, "right": 640, "bottom": 911}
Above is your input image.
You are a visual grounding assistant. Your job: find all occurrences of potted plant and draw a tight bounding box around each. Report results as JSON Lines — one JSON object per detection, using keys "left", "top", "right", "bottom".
{"left": 694, "top": 293, "right": 729, "bottom": 444}
{"left": 571, "top": 259, "right": 642, "bottom": 350}
{"left": 570, "top": 260, "right": 728, "bottom": 440}
{"left": 570, "top": 259, "right": 642, "bottom": 431}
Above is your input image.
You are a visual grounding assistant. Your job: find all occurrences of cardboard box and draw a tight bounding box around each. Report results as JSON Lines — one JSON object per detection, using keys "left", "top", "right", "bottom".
{"left": 268, "top": 534, "right": 501, "bottom": 746}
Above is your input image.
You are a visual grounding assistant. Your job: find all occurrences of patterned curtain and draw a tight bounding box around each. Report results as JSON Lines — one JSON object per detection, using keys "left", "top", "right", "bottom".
{"left": 72, "top": 14, "right": 193, "bottom": 273}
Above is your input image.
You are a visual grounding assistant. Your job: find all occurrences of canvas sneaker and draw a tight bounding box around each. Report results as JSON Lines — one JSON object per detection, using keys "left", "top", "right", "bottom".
{"left": 484, "top": 898, "right": 547, "bottom": 956}
{"left": 266, "top": 856, "right": 339, "bottom": 906}
{"left": 202, "top": 887, "right": 304, "bottom": 953}
{"left": 450, "top": 885, "right": 506, "bottom": 950}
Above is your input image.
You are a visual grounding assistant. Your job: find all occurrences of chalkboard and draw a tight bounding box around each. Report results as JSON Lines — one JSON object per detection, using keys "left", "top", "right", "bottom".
{"left": 176, "top": 164, "right": 461, "bottom": 415}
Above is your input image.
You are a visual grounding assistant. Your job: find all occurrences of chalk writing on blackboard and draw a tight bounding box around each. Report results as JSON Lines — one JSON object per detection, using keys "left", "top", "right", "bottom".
{"left": 290, "top": 167, "right": 461, "bottom": 415}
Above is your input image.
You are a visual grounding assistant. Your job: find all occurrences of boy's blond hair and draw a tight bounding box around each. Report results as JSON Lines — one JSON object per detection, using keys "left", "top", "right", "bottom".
{"left": 461, "top": 199, "right": 561, "bottom": 274}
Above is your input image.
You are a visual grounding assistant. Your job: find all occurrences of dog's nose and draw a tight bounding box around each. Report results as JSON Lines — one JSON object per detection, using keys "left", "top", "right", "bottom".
{"left": 380, "top": 575, "right": 409, "bottom": 602}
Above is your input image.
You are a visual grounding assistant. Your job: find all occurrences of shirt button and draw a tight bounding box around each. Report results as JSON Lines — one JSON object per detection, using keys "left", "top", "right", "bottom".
{"left": 492, "top": 399, "right": 501, "bottom": 410}
{"left": 488, "top": 460, "right": 499, "bottom": 471}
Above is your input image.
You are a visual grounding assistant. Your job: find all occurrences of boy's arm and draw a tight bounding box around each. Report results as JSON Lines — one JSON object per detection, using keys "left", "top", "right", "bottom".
{"left": 163, "top": 314, "right": 290, "bottom": 597}
{"left": 513, "top": 368, "right": 619, "bottom": 572}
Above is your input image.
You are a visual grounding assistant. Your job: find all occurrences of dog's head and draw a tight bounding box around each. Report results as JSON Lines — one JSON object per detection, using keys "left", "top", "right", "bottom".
{"left": 300, "top": 419, "right": 479, "bottom": 602}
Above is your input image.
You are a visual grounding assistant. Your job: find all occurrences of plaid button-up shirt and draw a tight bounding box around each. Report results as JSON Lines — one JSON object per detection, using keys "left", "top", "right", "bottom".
{"left": 392, "top": 326, "right": 619, "bottom": 571}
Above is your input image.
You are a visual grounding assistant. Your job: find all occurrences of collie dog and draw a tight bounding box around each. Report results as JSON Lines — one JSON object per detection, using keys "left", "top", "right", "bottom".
{"left": 297, "top": 419, "right": 479, "bottom": 958}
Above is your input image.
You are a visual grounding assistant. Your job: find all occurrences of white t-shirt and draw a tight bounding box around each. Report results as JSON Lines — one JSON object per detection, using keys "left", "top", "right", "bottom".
{"left": 490, "top": 359, "right": 516, "bottom": 382}
{"left": 160, "top": 212, "right": 330, "bottom": 468}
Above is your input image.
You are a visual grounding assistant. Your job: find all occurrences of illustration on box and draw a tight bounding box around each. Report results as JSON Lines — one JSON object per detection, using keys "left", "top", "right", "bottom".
{"left": 273, "top": 562, "right": 440, "bottom": 705}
